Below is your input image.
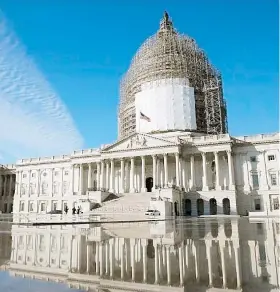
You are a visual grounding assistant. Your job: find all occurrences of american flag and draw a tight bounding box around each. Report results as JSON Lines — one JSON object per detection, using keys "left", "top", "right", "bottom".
{"left": 140, "top": 111, "right": 151, "bottom": 122}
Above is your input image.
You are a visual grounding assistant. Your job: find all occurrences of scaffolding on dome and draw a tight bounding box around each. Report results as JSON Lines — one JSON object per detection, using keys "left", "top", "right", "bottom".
{"left": 118, "top": 12, "right": 228, "bottom": 139}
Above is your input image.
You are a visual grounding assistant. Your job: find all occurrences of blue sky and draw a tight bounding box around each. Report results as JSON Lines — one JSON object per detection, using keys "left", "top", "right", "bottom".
{"left": 0, "top": 0, "right": 278, "bottom": 163}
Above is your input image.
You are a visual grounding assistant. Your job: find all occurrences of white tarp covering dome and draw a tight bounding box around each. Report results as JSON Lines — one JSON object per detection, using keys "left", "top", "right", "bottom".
{"left": 118, "top": 12, "right": 228, "bottom": 139}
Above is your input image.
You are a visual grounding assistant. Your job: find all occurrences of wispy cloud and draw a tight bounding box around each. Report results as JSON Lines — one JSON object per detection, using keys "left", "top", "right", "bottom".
{"left": 0, "top": 12, "right": 84, "bottom": 163}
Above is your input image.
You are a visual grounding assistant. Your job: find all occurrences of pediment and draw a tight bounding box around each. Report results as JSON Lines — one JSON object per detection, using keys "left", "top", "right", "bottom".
{"left": 101, "top": 133, "right": 178, "bottom": 152}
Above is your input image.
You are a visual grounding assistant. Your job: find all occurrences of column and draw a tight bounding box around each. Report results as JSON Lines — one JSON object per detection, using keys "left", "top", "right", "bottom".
{"left": 214, "top": 152, "right": 221, "bottom": 190}
{"left": 120, "top": 158, "right": 125, "bottom": 193}
{"left": 105, "top": 241, "right": 109, "bottom": 274}
{"left": 242, "top": 154, "right": 250, "bottom": 192}
{"left": 71, "top": 165, "right": 75, "bottom": 193}
{"left": 109, "top": 159, "right": 115, "bottom": 193}
{"left": 99, "top": 242, "right": 104, "bottom": 276}
{"left": 131, "top": 241, "right": 135, "bottom": 281}
{"left": 79, "top": 164, "right": 83, "bottom": 194}
{"left": 3, "top": 175, "right": 7, "bottom": 196}
{"left": 152, "top": 155, "right": 157, "bottom": 191}
{"left": 175, "top": 153, "right": 180, "bottom": 187}
{"left": 178, "top": 245, "right": 184, "bottom": 286}
{"left": 205, "top": 240, "right": 213, "bottom": 287}
{"left": 233, "top": 241, "right": 242, "bottom": 289}
{"left": 156, "top": 157, "right": 161, "bottom": 188}
{"left": 130, "top": 157, "right": 135, "bottom": 193}
{"left": 181, "top": 159, "right": 187, "bottom": 191}
{"left": 106, "top": 161, "right": 110, "bottom": 191}
{"left": 9, "top": 175, "right": 13, "bottom": 196}
{"left": 100, "top": 161, "right": 105, "bottom": 190}
{"left": 0, "top": 175, "right": 2, "bottom": 196}
{"left": 61, "top": 167, "right": 64, "bottom": 196}
{"left": 164, "top": 154, "right": 168, "bottom": 187}
{"left": 202, "top": 152, "right": 209, "bottom": 191}
{"left": 220, "top": 241, "right": 227, "bottom": 288}
{"left": 260, "top": 151, "right": 269, "bottom": 190}
{"left": 36, "top": 170, "right": 40, "bottom": 196}
{"left": 88, "top": 163, "right": 92, "bottom": 189}
{"left": 227, "top": 150, "right": 235, "bottom": 190}
{"left": 96, "top": 162, "right": 101, "bottom": 190}
{"left": 120, "top": 241, "right": 125, "bottom": 280}
{"left": 190, "top": 155, "right": 195, "bottom": 190}
{"left": 141, "top": 156, "right": 146, "bottom": 192}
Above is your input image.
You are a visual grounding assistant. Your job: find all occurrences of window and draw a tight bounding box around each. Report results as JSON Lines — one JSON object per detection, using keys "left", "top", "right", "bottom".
{"left": 63, "top": 182, "right": 68, "bottom": 194}
{"left": 4, "top": 203, "right": 7, "bottom": 213}
{"left": 273, "top": 198, "right": 279, "bottom": 210}
{"left": 43, "top": 172, "right": 47, "bottom": 177}
{"left": 20, "top": 202, "right": 25, "bottom": 212}
{"left": 53, "top": 202, "right": 57, "bottom": 211}
{"left": 53, "top": 183, "right": 59, "bottom": 194}
{"left": 23, "top": 174, "right": 27, "bottom": 178}
{"left": 64, "top": 171, "right": 69, "bottom": 176}
{"left": 270, "top": 174, "right": 277, "bottom": 186}
{"left": 40, "top": 202, "right": 46, "bottom": 212}
{"left": 268, "top": 155, "right": 275, "bottom": 161}
{"left": 29, "top": 202, "right": 34, "bottom": 212}
{"left": 255, "top": 199, "right": 261, "bottom": 211}
{"left": 42, "top": 182, "right": 48, "bottom": 194}
{"left": 54, "top": 171, "right": 59, "bottom": 176}
{"left": 252, "top": 173, "right": 259, "bottom": 188}
{"left": 250, "top": 156, "right": 257, "bottom": 162}
{"left": 31, "top": 173, "right": 36, "bottom": 178}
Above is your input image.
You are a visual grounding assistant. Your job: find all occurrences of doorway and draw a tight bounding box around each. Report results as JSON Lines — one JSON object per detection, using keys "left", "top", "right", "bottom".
{"left": 146, "top": 177, "right": 153, "bottom": 192}
{"left": 184, "top": 199, "right": 192, "bottom": 216}
{"left": 223, "top": 198, "right": 231, "bottom": 215}
{"left": 209, "top": 198, "right": 217, "bottom": 215}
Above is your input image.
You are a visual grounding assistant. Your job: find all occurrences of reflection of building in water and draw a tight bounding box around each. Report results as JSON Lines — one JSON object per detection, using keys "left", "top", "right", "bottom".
{"left": 0, "top": 227, "right": 12, "bottom": 270}
{"left": 7, "top": 219, "right": 280, "bottom": 291}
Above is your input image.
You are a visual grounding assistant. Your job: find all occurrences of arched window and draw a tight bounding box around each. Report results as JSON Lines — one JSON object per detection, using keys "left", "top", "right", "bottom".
{"left": 184, "top": 199, "right": 192, "bottom": 216}
{"left": 223, "top": 198, "right": 230, "bottom": 215}
{"left": 197, "top": 199, "right": 204, "bottom": 216}
{"left": 209, "top": 198, "right": 217, "bottom": 215}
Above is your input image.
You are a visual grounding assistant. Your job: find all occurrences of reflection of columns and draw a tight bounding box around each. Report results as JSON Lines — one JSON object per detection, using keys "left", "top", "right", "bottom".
{"left": 220, "top": 241, "right": 227, "bottom": 288}
{"left": 163, "top": 154, "right": 168, "bottom": 186}
{"left": 120, "top": 241, "right": 125, "bottom": 280}
{"left": 106, "top": 161, "right": 110, "bottom": 191}
{"left": 142, "top": 241, "right": 147, "bottom": 283}
{"left": 96, "top": 162, "right": 100, "bottom": 190}
{"left": 110, "top": 159, "right": 115, "bottom": 193}
{"left": 152, "top": 155, "right": 157, "bottom": 191}
{"left": 175, "top": 153, "right": 180, "bottom": 186}
{"left": 190, "top": 155, "right": 195, "bottom": 190}
{"left": 120, "top": 158, "right": 125, "bottom": 193}
{"left": 214, "top": 152, "right": 221, "bottom": 190}
{"left": 86, "top": 244, "right": 91, "bottom": 273}
{"left": 95, "top": 242, "right": 100, "bottom": 275}
{"left": 105, "top": 241, "right": 109, "bottom": 274}
{"left": 202, "top": 152, "right": 209, "bottom": 191}
{"left": 141, "top": 156, "right": 146, "bottom": 192}
{"left": 131, "top": 241, "right": 135, "bottom": 281}
{"left": 154, "top": 244, "right": 159, "bottom": 284}
{"left": 130, "top": 158, "right": 135, "bottom": 193}
{"left": 158, "top": 245, "right": 163, "bottom": 280}
{"left": 227, "top": 150, "right": 235, "bottom": 190}
{"left": 193, "top": 242, "right": 200, "bottom": 282}
{"left": 99, "top": 242, "right": 104, "bottom": 276}
{"left": 88, "top": 163, "right": 92, "bottom": 189}
{"left": 179, "top": 245, "right": 184, "bottom": 286}
{"left": 109, "top": 239, "right": 115, "bottom": 278}
{"left": 166, "top": 246, "right": 171, "bottom": 285}
{"left": 206, "top": 240, "right": 213, "bottom": 287}
{"left": 233, "top": 242, "right": 242, "bottom": 289}
{"left": 79, "top": 164, "right": 83, "bottom": 193}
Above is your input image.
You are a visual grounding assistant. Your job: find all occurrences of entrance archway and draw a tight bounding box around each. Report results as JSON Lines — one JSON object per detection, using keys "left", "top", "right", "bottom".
{"left": 146, "top": 177, "right": 153, "bottom": 192}
{"left": 209, "top": 198, "right": 217, "bottom": 215}
{"left": 197, "top": 199, "right": 204, "bottom": 216}
{"left": 184, "top": 199, "right": 192, "bottom": 216}
{"left": 223, "top": 198, "right": 231, "bottom": 215}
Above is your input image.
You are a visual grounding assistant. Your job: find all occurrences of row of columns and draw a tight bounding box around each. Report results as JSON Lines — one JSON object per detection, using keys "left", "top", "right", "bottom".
{"left": 0, "top": 174, "right": 15, "bottom": 196}
{"left": 74, "top": 150, "right": 235, "bottom": 194}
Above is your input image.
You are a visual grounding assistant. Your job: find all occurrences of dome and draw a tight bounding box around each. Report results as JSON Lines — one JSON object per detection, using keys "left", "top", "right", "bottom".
{"left": 118, "top": 12, "right": 228, "bottom": 139}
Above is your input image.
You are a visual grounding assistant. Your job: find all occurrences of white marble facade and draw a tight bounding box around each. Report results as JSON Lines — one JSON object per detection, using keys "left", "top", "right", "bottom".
{"left": 2, "top": 131, "right": 278, "bottom": 217}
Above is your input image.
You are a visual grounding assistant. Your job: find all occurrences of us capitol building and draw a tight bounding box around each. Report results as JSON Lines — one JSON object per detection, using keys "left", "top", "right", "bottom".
{"left": 0, "top": 12, "right": 279, "bottom": 217}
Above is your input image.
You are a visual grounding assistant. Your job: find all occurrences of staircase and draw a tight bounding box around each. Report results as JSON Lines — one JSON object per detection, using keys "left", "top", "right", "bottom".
{"left": 91, "top": 192, "right": 154, "bottom": 215}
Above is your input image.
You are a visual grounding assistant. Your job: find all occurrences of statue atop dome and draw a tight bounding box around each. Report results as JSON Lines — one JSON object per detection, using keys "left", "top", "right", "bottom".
{"left": 159, "top": 11, "right": 174, "bottom": 32}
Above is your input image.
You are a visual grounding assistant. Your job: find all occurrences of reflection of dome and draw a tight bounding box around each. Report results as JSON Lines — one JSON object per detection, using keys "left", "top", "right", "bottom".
{"left": 118, "top": 12, "right": 228, "bottom": 139}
